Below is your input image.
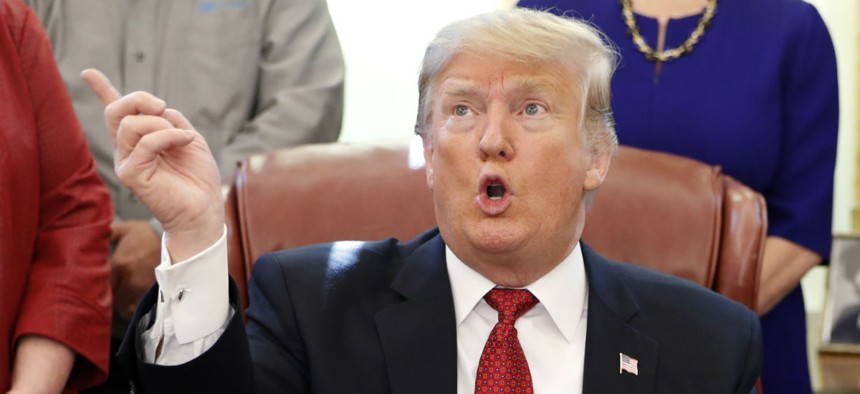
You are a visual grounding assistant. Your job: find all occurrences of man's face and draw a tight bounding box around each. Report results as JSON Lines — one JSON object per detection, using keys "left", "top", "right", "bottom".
{"left": 423, "top": 52, "right": 608, "bottom": 270}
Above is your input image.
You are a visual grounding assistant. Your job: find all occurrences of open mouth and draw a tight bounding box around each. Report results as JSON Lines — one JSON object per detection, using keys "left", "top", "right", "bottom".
{"left": 487, "top": 183, "right": 506, "bottom": 200}
{"left": 476, "top": 174, "right": 512, "bottom": 216}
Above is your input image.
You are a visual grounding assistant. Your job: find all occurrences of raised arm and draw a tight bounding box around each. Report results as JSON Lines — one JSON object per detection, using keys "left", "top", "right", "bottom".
{"left": 81, "top": 71, "right": 252, "bottom": 393}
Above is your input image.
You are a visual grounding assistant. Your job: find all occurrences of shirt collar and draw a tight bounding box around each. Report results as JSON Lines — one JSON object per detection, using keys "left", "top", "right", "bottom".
{"left": 445, "top": 242, "right": 588, "bottom": 342}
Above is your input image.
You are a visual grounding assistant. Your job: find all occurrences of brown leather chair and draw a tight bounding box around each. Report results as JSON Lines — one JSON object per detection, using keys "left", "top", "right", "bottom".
{"left": 225, "top": 142, "right": 766, "bottom": 313}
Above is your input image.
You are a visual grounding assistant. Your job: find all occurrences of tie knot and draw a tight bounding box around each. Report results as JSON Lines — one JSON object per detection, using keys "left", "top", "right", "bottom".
{"left": 484, "top": 288, "right": 538, "bottom": 325}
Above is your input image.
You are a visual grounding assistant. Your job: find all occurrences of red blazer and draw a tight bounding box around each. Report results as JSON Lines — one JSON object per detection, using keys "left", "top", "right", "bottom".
{"left": 0, "top": 0, "right": 112, "bottom": 391}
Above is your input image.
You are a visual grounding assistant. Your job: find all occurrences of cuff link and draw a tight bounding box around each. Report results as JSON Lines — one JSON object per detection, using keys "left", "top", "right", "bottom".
{"left": 160, "top": 288, "right": 188, "bottom": 302}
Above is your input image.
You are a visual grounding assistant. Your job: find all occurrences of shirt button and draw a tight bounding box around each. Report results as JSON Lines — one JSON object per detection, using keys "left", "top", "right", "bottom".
{"left": 135, "top": 51, "right": 145, "bottom": 62}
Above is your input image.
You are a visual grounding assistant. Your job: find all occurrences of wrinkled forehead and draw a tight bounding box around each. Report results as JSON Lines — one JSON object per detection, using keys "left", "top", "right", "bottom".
{"left": 431, "top": 52, "right": 584, "bottom": 105}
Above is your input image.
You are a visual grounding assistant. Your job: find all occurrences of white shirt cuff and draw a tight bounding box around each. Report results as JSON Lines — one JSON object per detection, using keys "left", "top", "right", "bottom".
{"left": 154, "top": 225, "right": 230, "bottom": 344}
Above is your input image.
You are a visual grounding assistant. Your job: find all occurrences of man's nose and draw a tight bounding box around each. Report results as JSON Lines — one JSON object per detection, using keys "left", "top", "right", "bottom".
{"left": 479, "top": 106, "right": 515, "bottom": 161}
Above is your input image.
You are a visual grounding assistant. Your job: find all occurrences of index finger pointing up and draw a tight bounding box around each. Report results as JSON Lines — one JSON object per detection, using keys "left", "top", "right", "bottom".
{"left": 82, "top": 68, "right": 168, "bottom": 142}
{"left": 81, "top": 68, "right": 121, "bottom": 106}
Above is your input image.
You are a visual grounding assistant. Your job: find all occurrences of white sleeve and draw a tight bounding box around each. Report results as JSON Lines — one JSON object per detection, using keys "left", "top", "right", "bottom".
{"left": 141, "top": 226, "right": 233, "bottom": 366}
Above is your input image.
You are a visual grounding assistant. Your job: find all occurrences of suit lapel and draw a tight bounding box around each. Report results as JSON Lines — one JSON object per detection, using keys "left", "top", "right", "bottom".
{"left": 375, "top": 233, "right": 458, "bottom": 394}
{"left": 582, "top": 243, "right": 658, "bottom": 394}
{"left": 372, "top": 236, "right": 661, "bottom": 394}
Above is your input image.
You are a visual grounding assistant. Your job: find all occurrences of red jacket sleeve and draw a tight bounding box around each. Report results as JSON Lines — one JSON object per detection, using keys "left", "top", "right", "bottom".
{"left": 3, "top": 0, "right": 113, "bottom": 390}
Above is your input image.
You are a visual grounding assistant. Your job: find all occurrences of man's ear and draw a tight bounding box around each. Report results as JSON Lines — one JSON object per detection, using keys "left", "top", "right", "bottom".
{"left": 584, "top": 147, "right": 611, "bottom": 192}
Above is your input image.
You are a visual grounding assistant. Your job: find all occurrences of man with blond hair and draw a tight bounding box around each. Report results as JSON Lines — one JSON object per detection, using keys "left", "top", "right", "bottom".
{"left": 86, "top": 9, "right": 760, "bottom": 393}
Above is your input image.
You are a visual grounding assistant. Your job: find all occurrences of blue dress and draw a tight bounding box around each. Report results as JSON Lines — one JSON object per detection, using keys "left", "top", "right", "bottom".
{"left": 517, "top": 0, "right": 839, "bottom": 392}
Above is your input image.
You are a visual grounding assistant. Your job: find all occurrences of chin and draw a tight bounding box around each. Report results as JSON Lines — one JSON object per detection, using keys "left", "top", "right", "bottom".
{"left": 464, "top": 219, "right": 530, "bottom": 255}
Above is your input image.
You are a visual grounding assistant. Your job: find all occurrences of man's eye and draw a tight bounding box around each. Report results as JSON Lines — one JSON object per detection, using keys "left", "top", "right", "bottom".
{"left": 524, "top": 103, "right": 543, "bottom": 116}
{"left": 454, "top": 105, "right": 470, "bottom": 116}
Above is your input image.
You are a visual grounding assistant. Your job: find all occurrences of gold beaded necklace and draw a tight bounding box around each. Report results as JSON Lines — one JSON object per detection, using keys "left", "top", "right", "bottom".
{"left": 621, "top": 0, "right": 718, "bottom": 62}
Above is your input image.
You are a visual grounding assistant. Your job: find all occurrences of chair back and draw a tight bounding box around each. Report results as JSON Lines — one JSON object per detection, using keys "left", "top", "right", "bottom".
{"left": 225, "top": 142, "right": 765, "bottom": 311}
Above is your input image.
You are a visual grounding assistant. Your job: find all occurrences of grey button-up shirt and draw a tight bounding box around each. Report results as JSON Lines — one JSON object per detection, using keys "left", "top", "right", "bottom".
{"left": 27, "top": 0, "right": 345, "bottom": 220}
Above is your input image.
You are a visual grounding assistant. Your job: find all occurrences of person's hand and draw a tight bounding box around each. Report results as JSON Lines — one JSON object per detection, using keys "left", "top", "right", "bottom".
{"left": 82, "top": 69, "right": 224, "bottom": 262}
{"left": 111, "top": 220, "right": 161, "bottom": 317}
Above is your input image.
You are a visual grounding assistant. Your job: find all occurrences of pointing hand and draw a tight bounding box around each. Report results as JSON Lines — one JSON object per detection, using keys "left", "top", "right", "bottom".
{"left": 82, "top": 69, "right": 224, "bottom": 262}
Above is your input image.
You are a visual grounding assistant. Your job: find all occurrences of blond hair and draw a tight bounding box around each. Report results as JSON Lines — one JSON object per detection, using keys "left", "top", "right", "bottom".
{"left": 415, "top": 8, "right": 618, "bottom": 156}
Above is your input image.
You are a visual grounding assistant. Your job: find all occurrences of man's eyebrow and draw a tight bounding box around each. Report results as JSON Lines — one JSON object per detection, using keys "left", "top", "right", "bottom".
{"left": 441, "top": 80, "right": 483, "bottom": 97}
{"left": 439, "top": 78, "right": 560, "bottom": 99}
{"left": 506, "top": 78, "right": 558, "bottom": 97}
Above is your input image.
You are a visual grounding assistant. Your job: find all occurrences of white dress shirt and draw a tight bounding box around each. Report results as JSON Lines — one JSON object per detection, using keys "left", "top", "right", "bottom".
{"left": 446, "top": 245, "right": 588, "bottom": 394}
{"left": 145, "top": 233, "right": 588, "bottom": 394}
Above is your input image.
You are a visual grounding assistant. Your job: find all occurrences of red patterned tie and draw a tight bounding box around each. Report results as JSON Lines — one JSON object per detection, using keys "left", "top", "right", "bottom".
{"left": 475, "top": 288, "right": 539, "bottom": 393}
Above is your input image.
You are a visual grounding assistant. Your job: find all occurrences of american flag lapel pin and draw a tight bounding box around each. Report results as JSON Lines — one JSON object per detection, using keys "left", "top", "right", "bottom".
{"left": 619, "top": 353, "right": 639, "bottom": 376}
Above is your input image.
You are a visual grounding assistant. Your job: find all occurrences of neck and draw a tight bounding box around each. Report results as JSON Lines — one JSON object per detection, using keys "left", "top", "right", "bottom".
{"left": 631, "top": 0, "right": 709, "bottom": 21}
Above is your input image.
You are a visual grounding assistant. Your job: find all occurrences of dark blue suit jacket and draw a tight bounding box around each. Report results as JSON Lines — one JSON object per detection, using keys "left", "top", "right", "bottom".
{"left": 120, "top": 228, "right": 761, "bottom": 393}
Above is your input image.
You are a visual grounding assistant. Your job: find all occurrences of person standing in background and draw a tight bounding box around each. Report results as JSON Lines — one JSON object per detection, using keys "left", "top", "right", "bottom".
{"left": 0, "top": 0, "right": 113, "bottom": 392}
{"left": 24, "top": 0, "right": 345, "bottom": 392}
{"left": 517, "top": 1, "right": 838, "bottom": 393}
